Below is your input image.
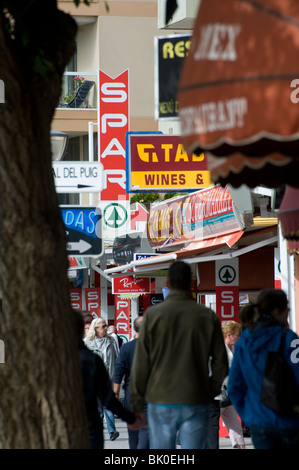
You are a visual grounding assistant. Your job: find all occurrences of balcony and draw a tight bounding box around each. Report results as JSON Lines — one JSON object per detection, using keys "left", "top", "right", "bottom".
{"left": 58, "top": 71, "right": 97, "bottom": 109}
{"left": 53, "top": 72, "right": 98, "bottom": 135}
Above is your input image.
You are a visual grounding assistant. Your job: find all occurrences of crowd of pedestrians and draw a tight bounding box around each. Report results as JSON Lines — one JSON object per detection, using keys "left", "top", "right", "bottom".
{"left": 76, "top": 261, "right": 299, "bottom": 450}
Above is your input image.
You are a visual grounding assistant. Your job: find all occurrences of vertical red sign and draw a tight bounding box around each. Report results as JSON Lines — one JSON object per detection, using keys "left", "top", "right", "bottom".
{"left": 98, "top": 70, "right": 129, "bottom": 202}
{"left": 70, "top": 288, "right": 82, "bottom": 310}
{"left": 115, "top": 296, "right": 131, "bottom": 343}
{"left": 85, "top": 288, "right": 101, "bottom": 318}
{"left": 215, "top": 259, "right": 239, "bottom": 323}
{"left": 216, "top": 286, "right": 239, "bottom": 322}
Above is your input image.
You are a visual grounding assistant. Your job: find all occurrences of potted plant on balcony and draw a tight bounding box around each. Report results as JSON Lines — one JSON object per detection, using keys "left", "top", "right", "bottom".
{"left": 62, "top": 75, "right": 92, "bottom": 108}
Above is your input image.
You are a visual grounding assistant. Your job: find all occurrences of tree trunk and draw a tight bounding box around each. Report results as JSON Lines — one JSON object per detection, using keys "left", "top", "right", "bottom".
{"left": 0, "top": 2, "right": 89, "bottom": 448}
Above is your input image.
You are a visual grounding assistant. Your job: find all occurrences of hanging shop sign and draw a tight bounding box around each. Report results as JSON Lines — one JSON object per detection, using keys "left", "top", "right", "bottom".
{"left": 126, "top": 132, "right": 211, "bottom": 192}
{"left": 147, "top": 185, "right": 244, "bottom": 248}
{"left": 215, "top": 258, "right": 239, "bottom": 323}
{"left": 115, "top": 296, "right": 131, "bottom": 343}
{"left": 155, "top": 34, "right": 191, "bottom": 120}
{"left": 85, "top": 288, "right": 101, "bottom": 318}
{"left": 98, "top": 69, "right": 130, "bottom": 241}
{"left": 70, "top": 288, "right": 82, "bottom": 311}
{"left": 112, "top": 276, "right": 151, "bottom": 295}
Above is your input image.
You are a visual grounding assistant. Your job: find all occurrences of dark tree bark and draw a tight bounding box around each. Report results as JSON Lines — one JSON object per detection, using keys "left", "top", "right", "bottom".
{"left": 0, "top": 1, "right": 89, "bottom": 448}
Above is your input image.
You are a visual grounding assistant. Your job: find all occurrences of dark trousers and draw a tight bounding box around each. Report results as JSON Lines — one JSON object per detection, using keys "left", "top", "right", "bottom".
{"left": 89, "top": 425, "right": 104, "bottom": 449}
{"left": 206, "top": 400, "right": 220, "bottom": 449}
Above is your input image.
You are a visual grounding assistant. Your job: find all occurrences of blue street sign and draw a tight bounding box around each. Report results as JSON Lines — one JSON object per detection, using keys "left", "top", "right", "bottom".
{"left": 60, "top": 206, "right": 103, "bottom": 257}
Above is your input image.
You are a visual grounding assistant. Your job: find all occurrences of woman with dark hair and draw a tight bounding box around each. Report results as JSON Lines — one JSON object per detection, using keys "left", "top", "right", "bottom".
{"left": 228, "top": 289, "right": 299, "bottom": 449}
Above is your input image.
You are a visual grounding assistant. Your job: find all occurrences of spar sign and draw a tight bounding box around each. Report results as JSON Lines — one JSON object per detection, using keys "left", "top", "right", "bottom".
{"left": 115, "top": 296, "right": 131, "bottom": 343}
{"left": 98, "top": 70, "right": 130, "bottom": 239}
{"left": 215, "top": 258, "right": 239, "bottom": 323}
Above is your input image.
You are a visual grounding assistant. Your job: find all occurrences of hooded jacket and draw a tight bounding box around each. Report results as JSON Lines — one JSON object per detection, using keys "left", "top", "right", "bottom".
{"left": 228, "top": 316, "right": 299, "bottom": 429}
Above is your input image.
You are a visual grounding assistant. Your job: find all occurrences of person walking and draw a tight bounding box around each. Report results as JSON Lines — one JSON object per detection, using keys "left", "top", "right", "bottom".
{"left": 228, "top": 288, "right": 299, "bottom": 449}
{"left": 220, "top": 321, "right": 246, "bottom": 449}
{"left": 75, "top": 310, "right": 141, "bottom": 449}
{"left": 84, "top": 317, "right": 120, "bottom": 441}
{"left": 113, "top": 316, "right": 149, "bottom": 449}
{"left": 129, "top": 261, "right": 228, "bottom": 449}
{"left": 108, "top": 324, "right": 123, "bottom": 352}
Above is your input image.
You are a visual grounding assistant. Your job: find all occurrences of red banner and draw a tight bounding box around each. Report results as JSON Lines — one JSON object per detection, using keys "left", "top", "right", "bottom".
{"left": 70, "top": 288, "right": 82, "bottom": 310}
{"left": 216, "top": 286, "right": 239, "bottom": 323}
{"left": 85, "top": 288, "right": 101, "bottom": 318}
{"left": 115, "top": 296, "right": 131, "bottom": 342}
{"left": 98, "top": 70, "right": 129, "bottom": 202}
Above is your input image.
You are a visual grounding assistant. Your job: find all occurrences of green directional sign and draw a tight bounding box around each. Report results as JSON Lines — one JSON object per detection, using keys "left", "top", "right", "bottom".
{"left": 103, "top": 203, "right": 128, "bottom": 228}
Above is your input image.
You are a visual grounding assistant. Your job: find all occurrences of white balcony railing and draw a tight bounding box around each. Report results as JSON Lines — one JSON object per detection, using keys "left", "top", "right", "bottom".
{"left": 57, "top": 71, "right": 98, "bottom": 109}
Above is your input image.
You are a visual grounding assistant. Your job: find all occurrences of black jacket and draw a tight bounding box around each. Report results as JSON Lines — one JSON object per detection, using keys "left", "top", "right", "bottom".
{"left": 79, "top": 341, "right": 136, "bottom": 432}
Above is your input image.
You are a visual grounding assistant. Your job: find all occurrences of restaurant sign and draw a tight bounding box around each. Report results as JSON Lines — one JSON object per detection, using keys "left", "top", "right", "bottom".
{"left": 126, "top": 133, "right": 211, "bottom": 192}
{"left": 147, "top": 185, "right": 244, "bottom": 248}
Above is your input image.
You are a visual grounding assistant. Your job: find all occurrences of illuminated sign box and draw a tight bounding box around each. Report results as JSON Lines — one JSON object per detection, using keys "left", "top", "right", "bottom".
{"left": 126, "top": 132, "right": 212, "bottom": 192}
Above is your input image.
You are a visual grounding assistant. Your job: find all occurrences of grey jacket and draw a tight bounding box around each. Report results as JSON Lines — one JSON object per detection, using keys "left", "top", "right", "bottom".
{"left": 85, "top": 335, "right": 117, "bottom": 380}
{"left": 130, "top": 289, "right": 228, "bottom": 413}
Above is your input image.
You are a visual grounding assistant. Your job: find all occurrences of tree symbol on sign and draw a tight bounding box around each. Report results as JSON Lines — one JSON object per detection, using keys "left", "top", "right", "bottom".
{"left": 219, "top": 265, "right": 236, "bottom": 284}
{"left": 104, "top": 203, "right": 128, "bottom": 228}
{"left": 108, "top": 207, "right": 121, "bottom": 226}
{"left": 222, "top": 269, "right": 233, "bottom": 283}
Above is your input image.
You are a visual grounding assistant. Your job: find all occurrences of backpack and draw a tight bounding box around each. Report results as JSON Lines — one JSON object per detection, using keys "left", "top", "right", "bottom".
{"left": 260, "top": 329, "right": 299, "bottom": 417}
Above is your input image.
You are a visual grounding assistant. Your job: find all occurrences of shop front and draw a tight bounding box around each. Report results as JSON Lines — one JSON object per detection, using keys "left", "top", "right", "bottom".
{"left": 104, "top": 185, "right": 281, "bottom": 328}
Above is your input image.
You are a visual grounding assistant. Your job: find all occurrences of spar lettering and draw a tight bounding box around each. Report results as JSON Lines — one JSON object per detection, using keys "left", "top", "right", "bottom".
{"left": 99, "top": 70, "right": 129, "bottom": 200}
{"left": 193, "top": 23, "right": 241, "bottom": 61}
{"left": 148, "top": 454, "right": 195, "bottom": 465}
{"left": 115, "top": 299, "right": 130, "bottom": 334}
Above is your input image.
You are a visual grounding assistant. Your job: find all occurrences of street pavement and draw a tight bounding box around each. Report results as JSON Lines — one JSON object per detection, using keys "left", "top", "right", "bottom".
{"left": 103, "top": 417, "right": 254, "bottom": 450}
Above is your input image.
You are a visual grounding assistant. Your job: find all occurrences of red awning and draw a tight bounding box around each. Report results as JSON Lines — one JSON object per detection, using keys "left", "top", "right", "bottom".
{"left": 175, "top": 230, "right": 244, "bottom": 258}
{"left": 177, "top": 0, "right": 299, "bottom": 188}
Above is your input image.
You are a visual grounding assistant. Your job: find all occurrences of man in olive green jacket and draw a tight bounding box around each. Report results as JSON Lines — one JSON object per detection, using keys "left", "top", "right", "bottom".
{"left": 129, "top": 261, "right": 228, "bottom": 449}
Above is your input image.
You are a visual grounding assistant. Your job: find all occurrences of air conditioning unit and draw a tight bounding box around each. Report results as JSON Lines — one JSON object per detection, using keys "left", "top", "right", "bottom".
{"left": 158, "top": 0, "right": 200, "bottom": 30}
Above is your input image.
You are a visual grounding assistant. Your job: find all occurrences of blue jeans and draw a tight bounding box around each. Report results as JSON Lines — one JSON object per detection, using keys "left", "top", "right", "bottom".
{"left": 147, "top": 403, "right": 209, "bottom": 449}
{"left": 250, "top": 426, "right": 299, "bottom": 449}
{"left": 103, "top": 407, "right": 116, "bottom": 436}
{"left": 124, "top": 390, "right": 149, "bottom": 449}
